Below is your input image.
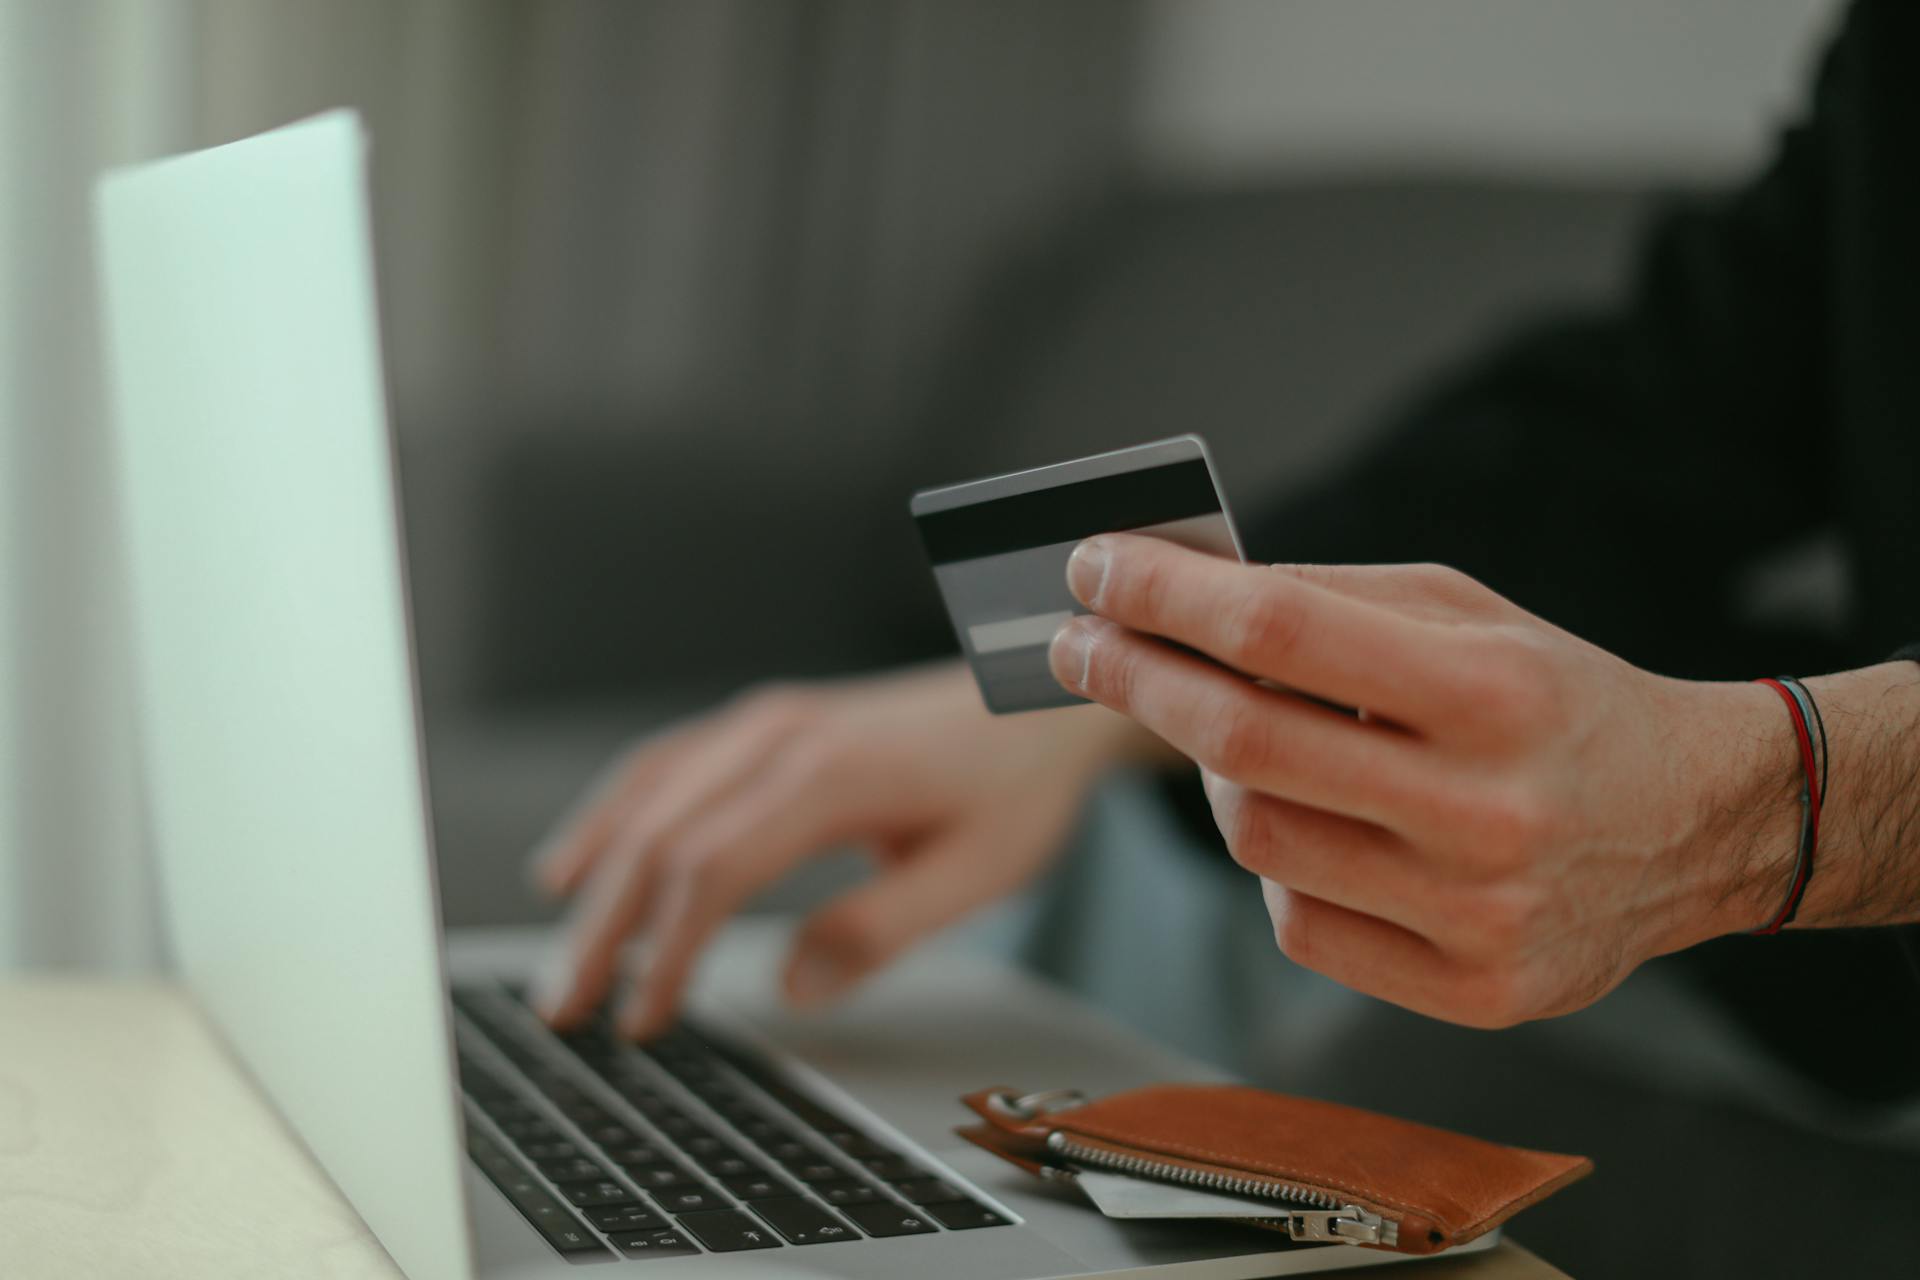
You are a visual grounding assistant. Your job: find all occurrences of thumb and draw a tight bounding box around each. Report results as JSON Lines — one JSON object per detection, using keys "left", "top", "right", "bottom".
{"left": 781, "top": 830, "right": 1021, "bottom": 1009}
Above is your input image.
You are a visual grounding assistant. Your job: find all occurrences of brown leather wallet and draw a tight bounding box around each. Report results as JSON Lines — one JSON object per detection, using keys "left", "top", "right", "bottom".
{"left": 957, "top": 1083, "right": 1591, "bottom": 1255}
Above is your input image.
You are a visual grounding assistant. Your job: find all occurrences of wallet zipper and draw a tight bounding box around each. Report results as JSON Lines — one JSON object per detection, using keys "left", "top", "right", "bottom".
{"left": 1044, "top": 1131, "right": 1399, "bottom": 1247}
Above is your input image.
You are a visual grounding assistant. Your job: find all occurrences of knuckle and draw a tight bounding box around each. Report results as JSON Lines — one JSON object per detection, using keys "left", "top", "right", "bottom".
{"left": 821, "top": 908, "right": 886, "bottom": 968}
{"left": 1411, "top": 562, "right": 1471, "bottom": 593}
{"left": 1469, "top": 631, "right": 1561, "bottom": 731}
{"left": 660, "top": 837, "right": 727, "bottom": 898}
{"left": 1214, "top": 786, "right": 1274, "bottom": 874}
{"left": 1473, "top": 782, "right": 1552, "bottom": 864}
{"left": 1198, "top": 695, "right": 1274, "bottom": 777}
{"left": 784, "top": 722, "right": 854, "bottom": 777}
{"left": 1271, "top": 906, "right": 1315, "bottom": 970}
{"left": 1223, "top": 583, "right": 1306, "bottom": 667}
{"left": 1406, "top": 562, "right": 1487, "bottom": 610}
{"left": 1465, "top": 883, "right": 1541, "bottom": 961}
{"left": 735, "top": 681, "right": 821, "bottom": 733}
{"left": 1278, "top": 562, "right": 1336, "bottom": 590}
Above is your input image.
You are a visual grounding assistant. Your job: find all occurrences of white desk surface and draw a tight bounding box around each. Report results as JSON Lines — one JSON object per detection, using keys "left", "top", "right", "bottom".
{"left": 0, "top": 966, "right": 1567, "bottom": 1279}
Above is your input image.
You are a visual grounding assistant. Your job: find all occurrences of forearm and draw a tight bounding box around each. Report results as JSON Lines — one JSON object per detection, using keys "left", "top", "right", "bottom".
{"left": 1700, "top": 661, "right": 1920, "bottom": 938}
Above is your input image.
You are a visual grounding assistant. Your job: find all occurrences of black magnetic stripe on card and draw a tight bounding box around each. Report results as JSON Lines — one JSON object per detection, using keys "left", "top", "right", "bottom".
{"left": 915, "top": 459, "right": 1220, "bottom": 565}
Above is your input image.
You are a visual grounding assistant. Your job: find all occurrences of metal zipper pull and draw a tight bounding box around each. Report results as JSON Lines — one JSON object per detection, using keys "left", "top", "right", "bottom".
{"left": 989, "top": 1088, "right": 1087, "bottom": 1120}
{"left": 1280, "top": 1206, "right": 1391, "bottom": 1246}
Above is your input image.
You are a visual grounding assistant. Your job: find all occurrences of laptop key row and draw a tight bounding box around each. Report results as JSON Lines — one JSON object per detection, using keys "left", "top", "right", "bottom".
{"left": 554, "top": 1015, "right": 1007, "bottom": 1227}
{"left": 454, "top": 983, "right": 1010, "bottom": 1262}
{"left": 644, "top": 1023, "right": 1008, "bottom": 1226}
{"left": 459, "top": 1037, "right": 709, "bottom": 1259}
{"left": 456, "top": 988, "right": 875, "bottom": 1259}
{"left": 462, "top": 1118, "right": 620, "bottom": 1261}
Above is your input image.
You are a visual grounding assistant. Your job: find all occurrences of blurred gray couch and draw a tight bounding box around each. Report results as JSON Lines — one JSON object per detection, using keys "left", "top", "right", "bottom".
{"left": 414, "top": 177, "right": 1647, "bottom": 928}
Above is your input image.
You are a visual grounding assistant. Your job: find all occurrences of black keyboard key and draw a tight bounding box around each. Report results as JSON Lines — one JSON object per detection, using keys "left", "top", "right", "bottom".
{"left": 923, "top": 1200, "right": 1010, "bottom": 1231}
{"left": 766, "top": 1139, "right": 812, "bottom": 1164}
{"left": 655, "top": 1113, "right": 703, "bottom": 1139}
{"left": 461, "top": 1077, "right": 518, "bottom": 1105}
{"left": 586, "top": 1122, "right": 642, "bottom": 1148}
{"left": 531, "top": 1204, "right": 603, "bottom": 1251}
{"left": 689, "top": 1030, "right": 913, "bottom": 1165}
{"left": 497, "top": 1116, "right": 560, "bottom": 1143}
{"left": 677, "top": 1208, "right": 782, "bottom": 1252}
{"left": 489, "top": 1167, "right": 548, "bottom": 1202}
{"left": 859, "top": 1155, "right": 924, "bottom": 1181}
{"left": 561, "top": 1180, "right": 635, "bottom": 1208}
{"left": 891, "top": 1177, "right": 962, "bottom": 1205}
{"left": 611, "top": 1228, "right": 700, "bottom": 1259}
{"left": 718, "top": 1097, "right": 760, "bottom": 1128}
{"left": 738, "top": 1119, "right": 785, "bottom": 1145}
{"left": 628, "top": 1164, "right": 699, "bottom": 1191}
{"left": 477, "top": 1097, "right": 540, "bottom": 1123}
{"left": 537, "top": 1157, "right": 610, "bottom": 1185}
{"left": 753, "top": 1196, "right": 860, "bottom": 1246}
{"left": 788, "top": 1161, "right": 847, "bottom": 1185}
{"left": 626, "top": 1092, "right": 675, "bottom": 1118}
{"left": 586, "top": 1204, "right": 667, "bottom": 1232}
{"left": 699, "top": 1154, "right": 764, "bottom": 1179}
{"left": 654, "top": 1186, "right": 724, "bottom": 1215}
{"left": 682, "top": 1134, "right": 730, "bottom": 1158}
{"left": 558, "top": 1101, "right": 615, "bottom": 1129}
{"left": 840, "top": 1201, "right": 938, "bottom": 1237}
{"left": 519, "top": 1139, "right": 579, "bottom": 1161}
{"left": 723, "top": 1174, "right": 792, "bottom": 1201}
{"left": 825, "top": 1133, "right": 888, "bottom": 1159}
{"left": 812, "top": 1179, "right": 880, "bottom": 1206}
{"left": 607, "top": 1143, "right": 669, "bottom": 1168}
{"left": 467, "top": 1130, "right": 613, "bottom": 1260}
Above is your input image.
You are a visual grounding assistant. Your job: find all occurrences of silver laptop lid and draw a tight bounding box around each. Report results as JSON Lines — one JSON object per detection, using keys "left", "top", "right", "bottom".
{"left": 96, "top": 111, "right": 472, "bottom": 1280}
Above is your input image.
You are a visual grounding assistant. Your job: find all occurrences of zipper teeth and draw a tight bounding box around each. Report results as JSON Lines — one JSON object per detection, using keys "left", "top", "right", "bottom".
{"left": 1047, "top": 1133, "right": 1339, "bottom": 1210}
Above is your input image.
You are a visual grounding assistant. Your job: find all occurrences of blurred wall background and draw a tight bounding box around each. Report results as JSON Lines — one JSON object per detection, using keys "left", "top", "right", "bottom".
{"left": 0, "top": 0, "right": 1842, "bottom": 968}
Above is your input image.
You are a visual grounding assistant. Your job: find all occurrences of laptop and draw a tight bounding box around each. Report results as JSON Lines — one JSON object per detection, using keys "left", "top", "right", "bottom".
{"left": 94, "top": 111, "right": 1483, "bottom": 1279}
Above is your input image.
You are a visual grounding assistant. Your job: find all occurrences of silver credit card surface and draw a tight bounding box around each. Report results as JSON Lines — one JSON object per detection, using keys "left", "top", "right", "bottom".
{"left": 1070, "top": 1168, "right": 1287, "bottom": 1220}
{"left": 911, "top": 435, "right": 1244, "bottom": 714}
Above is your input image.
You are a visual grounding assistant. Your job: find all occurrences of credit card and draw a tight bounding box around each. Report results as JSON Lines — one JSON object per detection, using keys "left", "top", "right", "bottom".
{"left": 911, "top": 435, "right": 1244, "bottom": 714}
{"left": 1069, "top": 1168, "right": 1288, "bottom": 1220}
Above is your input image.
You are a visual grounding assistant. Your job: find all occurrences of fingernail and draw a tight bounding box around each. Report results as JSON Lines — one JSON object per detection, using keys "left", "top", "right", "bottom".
{"left": 789, "top": 951, "right": 848, "bottom": 1009}
{"left": 1048, "top": 617, "right": 1100, "bottom": 693}
{"left": 1066, "top": 538, "right": 1111, "bottom": 608}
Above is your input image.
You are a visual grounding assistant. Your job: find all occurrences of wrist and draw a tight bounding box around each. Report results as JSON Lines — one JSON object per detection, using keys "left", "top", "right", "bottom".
{"left": 1670, "top": 663, "right": 1920, "bottom": 944}
{"left": 1656, "top": 677, "right": 1805, "bottom": 949}
{"left": 1788, "top": 663, "right": 1920, "bottom": 927}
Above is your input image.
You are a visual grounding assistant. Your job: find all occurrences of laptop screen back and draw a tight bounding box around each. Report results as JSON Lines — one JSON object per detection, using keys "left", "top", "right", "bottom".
{"left": 95, "top": 111, "right": 472, "bottom": 1280}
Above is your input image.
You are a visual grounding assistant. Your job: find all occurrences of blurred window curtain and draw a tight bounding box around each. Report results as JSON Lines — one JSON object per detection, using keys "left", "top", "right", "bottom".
{"left": 0, "top": 0, "right": 192, "bottom": 971}
{"left": 2, "top": 0, "right": 1139, "bottom": 965}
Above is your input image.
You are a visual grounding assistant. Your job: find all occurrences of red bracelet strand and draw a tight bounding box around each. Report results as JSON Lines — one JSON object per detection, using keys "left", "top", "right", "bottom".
{"left": 1751, "top": 677, "right": 1823, "bottom": 935}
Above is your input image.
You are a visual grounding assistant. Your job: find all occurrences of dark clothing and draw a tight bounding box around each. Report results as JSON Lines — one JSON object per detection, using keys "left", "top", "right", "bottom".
{"left": 1220, "top": 0, "right": 1920, "bottom": 1103}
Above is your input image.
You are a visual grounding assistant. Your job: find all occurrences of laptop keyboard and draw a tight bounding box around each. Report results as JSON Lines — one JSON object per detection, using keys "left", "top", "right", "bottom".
{"left": 451, "top": 984, "right": 1010, "bottom": 1262}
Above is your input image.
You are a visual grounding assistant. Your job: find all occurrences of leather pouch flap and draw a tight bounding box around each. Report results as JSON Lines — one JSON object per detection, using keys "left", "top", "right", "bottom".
{"left": 962, "top": 1084, "right": 1591, "bottom": 1254}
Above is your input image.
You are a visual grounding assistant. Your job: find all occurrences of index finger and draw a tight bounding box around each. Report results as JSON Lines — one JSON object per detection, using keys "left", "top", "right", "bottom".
{"left": 1068, "top": 533, "right": 1466, "bottom": 728}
